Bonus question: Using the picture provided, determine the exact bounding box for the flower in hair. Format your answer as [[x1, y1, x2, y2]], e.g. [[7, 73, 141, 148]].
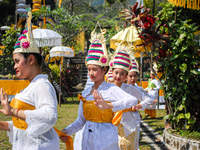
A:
[[110, 61, 113, 67], [22, 41, 30, 49]]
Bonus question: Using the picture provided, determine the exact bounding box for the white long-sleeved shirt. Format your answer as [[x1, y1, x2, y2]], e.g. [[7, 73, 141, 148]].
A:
[[65, 80, 138, 150], [120, 83, 154, 136], [7, 74, 59, 150], [145, 79, 160, 98], [144, 78, 160, 109]]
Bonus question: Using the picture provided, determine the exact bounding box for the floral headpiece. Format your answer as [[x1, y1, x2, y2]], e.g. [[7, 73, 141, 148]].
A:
[[109, 44, 132, 72], [13, 12, 39, 54], [85, 29, 109, 67], [129, 54, 139, 73], [106, 69, 113, 81]]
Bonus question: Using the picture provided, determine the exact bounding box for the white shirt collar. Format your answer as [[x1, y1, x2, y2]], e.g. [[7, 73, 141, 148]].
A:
[[83, 80, 107, 97], [30, 74, 48, 83]]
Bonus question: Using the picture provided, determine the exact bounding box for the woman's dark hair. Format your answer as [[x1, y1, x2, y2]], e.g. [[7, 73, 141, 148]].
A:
[[21, 53, 43, 67], [101, 66, 109, 75]]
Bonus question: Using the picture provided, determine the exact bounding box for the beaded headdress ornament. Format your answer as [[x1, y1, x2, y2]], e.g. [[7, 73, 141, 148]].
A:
[[129, 54, 139, 73], [85, 29, 109, 67], [13, 12, 39, 54], [109, 45, 132, 72]]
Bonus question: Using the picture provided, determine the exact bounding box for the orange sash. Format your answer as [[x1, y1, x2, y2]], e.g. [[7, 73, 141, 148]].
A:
[[78, 94, 136, 126], [10, 98, 73, 150], [78, 94, 114, 123], [112, 108, 137, 126]]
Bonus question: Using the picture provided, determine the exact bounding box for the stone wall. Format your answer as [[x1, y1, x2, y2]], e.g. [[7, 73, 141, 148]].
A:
[[163, 128, 200, 150]]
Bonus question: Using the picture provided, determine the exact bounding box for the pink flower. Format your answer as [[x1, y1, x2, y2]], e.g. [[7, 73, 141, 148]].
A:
[[22, 41, 30, 49], [110, 61, 113, 67], [100, 57, 107, 63]]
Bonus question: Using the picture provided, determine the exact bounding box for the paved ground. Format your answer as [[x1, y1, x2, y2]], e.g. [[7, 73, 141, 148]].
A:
[[140, 120, 173, 150]]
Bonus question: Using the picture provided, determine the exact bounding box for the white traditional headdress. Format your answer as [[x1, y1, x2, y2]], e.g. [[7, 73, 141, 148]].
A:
[[13, 12, 39, 54], [85, 29, 109, 67], [129, 53, 139, 73], [109, 44, 132, 72]]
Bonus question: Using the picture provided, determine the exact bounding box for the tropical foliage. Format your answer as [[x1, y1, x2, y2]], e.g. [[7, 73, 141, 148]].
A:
[[156, 3, 200, 131], [0, 27, 21, 55], [120, 2, 200, 132], [0, 0, 15, 27]]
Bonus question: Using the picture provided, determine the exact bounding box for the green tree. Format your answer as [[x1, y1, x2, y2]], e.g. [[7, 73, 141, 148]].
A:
[[143, 0, 167, 16], [60, 0, 97, 15], [0, 27, 21, 55], [50, 7, 95, 52], [156, 3, 200, 131], [0, 0, 16, 27]]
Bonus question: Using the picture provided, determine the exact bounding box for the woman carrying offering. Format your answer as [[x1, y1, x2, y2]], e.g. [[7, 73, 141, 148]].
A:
[[61, 30, 139, 150], [144, 68, 161, 119], [0, 12, 59, 150], [110, 45, 154, 150]]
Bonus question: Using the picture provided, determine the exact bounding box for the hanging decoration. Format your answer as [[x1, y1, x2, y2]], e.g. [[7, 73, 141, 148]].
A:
[[17, 0, 27, 14], [32, 0, 42, 13], [168, 0, 200, 10]]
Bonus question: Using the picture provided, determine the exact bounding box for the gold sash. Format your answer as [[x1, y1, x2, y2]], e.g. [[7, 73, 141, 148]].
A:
[[112, 108, 137, 126], [10, 98, 35, 130], [10, 98, 73, 150], [118, 124, 136, 150], [78, 94, 114, 123], [112, 101, 141, 126]]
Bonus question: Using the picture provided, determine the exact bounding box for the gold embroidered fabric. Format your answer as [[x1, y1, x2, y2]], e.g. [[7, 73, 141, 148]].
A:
[[112, 108, 137, 126], [118, 124, 136, 150], [10, 98, 36, 130], [78, 94, 114, 123], [10, 98, 73, 150]]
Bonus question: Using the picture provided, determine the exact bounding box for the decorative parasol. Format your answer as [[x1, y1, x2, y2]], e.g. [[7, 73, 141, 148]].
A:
[[49, 46, 74, 107], [0, 26, 10, 30], [32, 29, 62, 47], [110, 25, 151, 52], [50, 46, 74, 57]]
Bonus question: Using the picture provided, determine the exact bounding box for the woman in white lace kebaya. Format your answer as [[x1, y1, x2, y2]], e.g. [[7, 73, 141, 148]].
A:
[[127, 56, 155, 150], [144, 70, 161, 118], [0, 12, 59, 150], [60, 31, 140, 150], [109, 46, 154, 150]]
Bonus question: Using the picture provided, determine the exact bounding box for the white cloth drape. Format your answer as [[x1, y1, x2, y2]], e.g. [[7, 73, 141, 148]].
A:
[[7, 74, 59, 150]]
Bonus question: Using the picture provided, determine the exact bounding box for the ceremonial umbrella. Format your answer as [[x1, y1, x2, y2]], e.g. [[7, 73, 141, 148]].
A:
[[50, 46, 74, 107], [110, 25, 150, 52], [32, 29, 62, 48], [0, 26, 10, 30]]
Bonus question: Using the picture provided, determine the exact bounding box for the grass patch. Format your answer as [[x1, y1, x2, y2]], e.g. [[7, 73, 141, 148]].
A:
[[139, 145, 152, 150], [0, 109, 12, 149], [139, 141, 152, 150], [140, 109, 166, 134]]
